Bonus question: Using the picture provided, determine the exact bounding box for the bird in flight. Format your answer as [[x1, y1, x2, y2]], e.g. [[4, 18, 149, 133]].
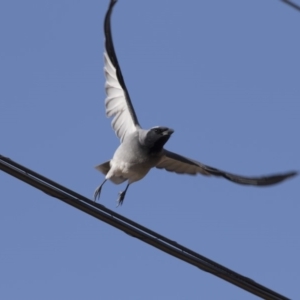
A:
[[94, 0, 297, 206]]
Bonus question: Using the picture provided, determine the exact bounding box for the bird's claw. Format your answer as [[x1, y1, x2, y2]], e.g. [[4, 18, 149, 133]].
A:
[[94, 186, 102, 202], [116, 191, 125, 207]]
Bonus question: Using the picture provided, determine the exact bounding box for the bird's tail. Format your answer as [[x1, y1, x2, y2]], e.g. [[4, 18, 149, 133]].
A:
[[95, 161, 111, 175]]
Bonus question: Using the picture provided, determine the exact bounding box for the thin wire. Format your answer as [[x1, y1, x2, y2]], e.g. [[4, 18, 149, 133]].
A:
[[281, 0, 300, 11], [0, 154, 290, 300]]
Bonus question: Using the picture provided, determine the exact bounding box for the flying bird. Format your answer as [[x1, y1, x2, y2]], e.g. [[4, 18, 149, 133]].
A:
[[94, 0, 297, 206]]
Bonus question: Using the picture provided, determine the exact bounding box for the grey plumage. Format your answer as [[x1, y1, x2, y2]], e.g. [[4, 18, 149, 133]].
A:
[[94, 0, 297, 206]]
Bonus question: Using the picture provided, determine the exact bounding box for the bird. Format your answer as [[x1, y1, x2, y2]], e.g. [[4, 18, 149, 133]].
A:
[[94, 0, 297, 206]]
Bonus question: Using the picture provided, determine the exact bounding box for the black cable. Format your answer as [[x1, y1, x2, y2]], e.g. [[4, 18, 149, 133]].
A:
[[0, 154, 290, 300]]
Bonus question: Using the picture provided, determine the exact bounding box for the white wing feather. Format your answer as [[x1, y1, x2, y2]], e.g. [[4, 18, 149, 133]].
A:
[[157, 153, 210, 175], [104, 52, 137, 142]]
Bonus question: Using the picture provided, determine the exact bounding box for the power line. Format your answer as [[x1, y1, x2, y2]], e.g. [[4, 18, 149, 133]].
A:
[[0, 154, 291, 300], [281, 0, 300, 11]]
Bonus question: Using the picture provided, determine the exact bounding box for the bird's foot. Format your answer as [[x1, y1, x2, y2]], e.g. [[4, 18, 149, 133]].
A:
[[94, 179, 107, 202], [116, 191, 125, 207], [94, 185, 102, 202]]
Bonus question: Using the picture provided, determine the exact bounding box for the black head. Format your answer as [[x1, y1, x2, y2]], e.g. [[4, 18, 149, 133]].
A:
[[140, 126, 174, 153]]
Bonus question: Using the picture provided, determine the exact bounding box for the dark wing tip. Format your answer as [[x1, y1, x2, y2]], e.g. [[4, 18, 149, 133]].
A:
[[201, 162, 298, 186], [257, 170, 297, 186], [109, 0, 117, 7], [225, 170, 298, 186], [278, 170, 298, 181]]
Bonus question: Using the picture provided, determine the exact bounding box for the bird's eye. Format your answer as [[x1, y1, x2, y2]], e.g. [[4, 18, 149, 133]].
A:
[[154, 129, 160, 134]]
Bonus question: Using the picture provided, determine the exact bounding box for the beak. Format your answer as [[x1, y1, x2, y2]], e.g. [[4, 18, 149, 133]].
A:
[[162, 128, 174, 136]]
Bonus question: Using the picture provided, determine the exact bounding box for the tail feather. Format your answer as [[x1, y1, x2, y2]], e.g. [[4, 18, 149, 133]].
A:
[[95, 161, 111, 175]]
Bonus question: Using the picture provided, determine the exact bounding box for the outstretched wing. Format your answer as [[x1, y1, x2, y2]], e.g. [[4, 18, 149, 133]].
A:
[[104, 0, 141, 142], [156, 150, 297, 186]]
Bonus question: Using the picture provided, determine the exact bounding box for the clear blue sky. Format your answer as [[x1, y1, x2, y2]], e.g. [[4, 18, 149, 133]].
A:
[[1, 0, 299, 299]]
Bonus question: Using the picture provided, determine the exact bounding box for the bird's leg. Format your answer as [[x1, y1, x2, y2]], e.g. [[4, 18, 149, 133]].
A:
[[117, 183, 130, 207], [94, 179, 107, 202]]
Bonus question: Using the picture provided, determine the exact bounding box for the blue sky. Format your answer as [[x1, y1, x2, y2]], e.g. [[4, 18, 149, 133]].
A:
[[0, 0, 299, 299]]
